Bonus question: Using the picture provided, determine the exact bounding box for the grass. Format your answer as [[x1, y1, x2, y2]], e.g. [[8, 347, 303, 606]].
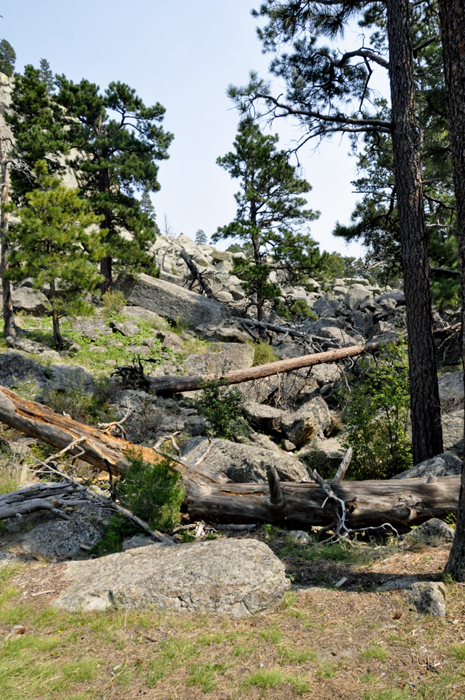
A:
[[0, 557, 464, 700]]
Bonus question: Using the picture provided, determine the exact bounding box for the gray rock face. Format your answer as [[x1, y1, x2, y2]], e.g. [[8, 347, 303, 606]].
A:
[[403, 519, 455, 546], [46, 364, 94, 393], [156, 330, 184, 352], [73, 319, 112, 341], [405, 582, 446, 618], [122, 305, 168, 328], [122, 535, 154, 551], [22, 511, 103, 559], [438, 371, 464, 409], [183, 436, 309, 483], [184, 343, 254, 376], [391, 452, 462, 479], [11, 287, 50, 315], [114, 272, 230, 328], [344, 284, 373, 311], [110, 320, 139, 337], [6, 336, 61, 361], [0, 352, 47, 397], [53, 539, 290, 616], [280, 396, 332, 447], [243, 402, 285, 434], [442, 410, 464, 455]]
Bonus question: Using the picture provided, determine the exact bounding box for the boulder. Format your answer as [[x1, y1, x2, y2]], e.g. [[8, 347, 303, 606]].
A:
[[344, 284, 373, 311], [73, 319, 112, 341], [243, 402, 285, 434], [53, 539, 290, 616], [122, 305, 168, 328], [403, 519, 455, 546], [182, 436, 309, 483], [11, 287, 50, 315], [280, 396, 332, 447], [405, 582, 446, 618], [438, 371, 464, 410], [312, 297, 341, 318], [156, 330, 185, 352], [114, 272, 230, 328], [391, 452, 462, 479], [21, 512, 103, 559], [6, 336, 61, 361], [184, 343, 254, 376], [109, 320, 139, 337], [46, 364, 94, 393], [441, 410, 464, 455], [0, 352, 47, 398]]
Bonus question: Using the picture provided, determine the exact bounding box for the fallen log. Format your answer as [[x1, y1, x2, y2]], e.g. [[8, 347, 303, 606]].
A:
[[0, 387, 226, 483], [0, 481, 88, 521], [185, 474, 460, 530], [149, 341, 382, 395]]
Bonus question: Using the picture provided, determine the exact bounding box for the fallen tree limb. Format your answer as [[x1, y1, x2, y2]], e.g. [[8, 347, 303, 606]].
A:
[[184, 475, 460, 530], [0, 481, 87, 521], [149, 341, 382, 395], [0, 386, 224, 482]]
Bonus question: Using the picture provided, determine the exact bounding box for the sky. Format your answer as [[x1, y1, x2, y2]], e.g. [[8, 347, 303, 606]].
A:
[[2, 1, 389, 257]]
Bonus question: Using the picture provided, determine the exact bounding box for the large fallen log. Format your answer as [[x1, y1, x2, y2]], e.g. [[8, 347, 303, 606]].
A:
[[149, 341, 382, 395], [0, 386, 225, 483], [185, 474, 460, 530]]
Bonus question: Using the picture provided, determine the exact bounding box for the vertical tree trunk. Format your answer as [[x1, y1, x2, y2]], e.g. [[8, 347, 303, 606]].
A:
[[0, 148, 15, 339], [100, 255, 112, 294], [51, 307, 63, 351], [385, 0, 443, 465], [437, 0, 465, 580]]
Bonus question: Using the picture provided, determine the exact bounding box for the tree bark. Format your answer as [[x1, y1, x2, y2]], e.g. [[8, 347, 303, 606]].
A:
[[386, 0, 443, 465], [185, 476, 459, 530], [149, 341, 383, 395], [437, 0, 465, 580], [100, 255, 112, 294], [0, 147, 15, 339]]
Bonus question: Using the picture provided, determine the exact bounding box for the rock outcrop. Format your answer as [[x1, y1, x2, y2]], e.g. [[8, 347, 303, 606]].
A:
[[53, 539, 290, 616]]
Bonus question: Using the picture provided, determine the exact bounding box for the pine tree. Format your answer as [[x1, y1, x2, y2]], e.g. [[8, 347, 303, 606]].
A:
[[39, 58, 55, 93], [235, 0, 443, 465], [5, 162, 106, 350], [214, 117, 321, 324], [55, 77, 173, 290], [195, 229, 208, 245], [0, 40, 15, 77]]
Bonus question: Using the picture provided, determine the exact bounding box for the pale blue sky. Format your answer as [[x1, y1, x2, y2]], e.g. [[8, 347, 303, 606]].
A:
[[2, 1, 384, 257]]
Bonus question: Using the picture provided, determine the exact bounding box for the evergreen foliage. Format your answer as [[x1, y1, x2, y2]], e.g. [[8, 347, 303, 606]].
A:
[[196, 378, 249, 440], [38, 58, 54, 93], [342, 344, 412, 480], [6, 65, 69, 203], [5, 162, 106, 350], [214, 117, 326, 322], [195, 229, 208, 245], [55, 77, 173, 287], [0, 39, 16, 77]]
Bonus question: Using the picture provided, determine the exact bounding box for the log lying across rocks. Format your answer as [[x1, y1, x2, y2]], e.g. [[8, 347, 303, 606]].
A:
[[0, 481, 88, 521], [185, 474, 460, 530], [149, 341, 382, 395], [0, 386, 460, 530]]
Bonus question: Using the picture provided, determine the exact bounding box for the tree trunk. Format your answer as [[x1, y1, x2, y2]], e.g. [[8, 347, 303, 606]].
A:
[[52, 307, 63, 351], [185, 476, 459, 531], [0, 152, 15, 339], [149, 341, 383, 395], [100, 255, 112, 294], [386, 0, 443, 465], [437, 0, 465, 581]]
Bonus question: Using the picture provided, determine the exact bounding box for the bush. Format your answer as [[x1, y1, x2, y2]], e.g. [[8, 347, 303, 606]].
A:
[[342, 343, 412, 479], [101, 290, 127, 316], [196, 378, 249, 440], [44, 377, 113, 424], [252, 341, 279, 366]]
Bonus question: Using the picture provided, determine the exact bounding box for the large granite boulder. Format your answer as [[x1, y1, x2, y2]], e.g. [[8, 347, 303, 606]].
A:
[[11, 287, 50, 315], [114, 272, 230, 328], [53, 539, 290, 616], [183, 436, 309, 483], [280, 396, 332, 447], [391, 452, 462, 479], [344, 284, 373, 311], [406, 582, 446, 618], [441, 411, 464, 455], [184, 343, 254, 375], [438, 371, 464, 410], [0, 351, 47, 398]]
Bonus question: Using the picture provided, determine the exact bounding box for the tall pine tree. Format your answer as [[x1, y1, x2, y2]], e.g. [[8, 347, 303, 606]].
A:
[[56, 77, 173, 290], [214, 117, 321, 324]]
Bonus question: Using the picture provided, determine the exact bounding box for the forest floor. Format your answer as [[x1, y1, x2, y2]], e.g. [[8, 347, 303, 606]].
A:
[[1, 533, 464, 700]]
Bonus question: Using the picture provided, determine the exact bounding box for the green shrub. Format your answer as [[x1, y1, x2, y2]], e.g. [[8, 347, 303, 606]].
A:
[[101, 290, 127, 316], [44, 377, 113, 424], [94, 453, 185, 555], [252, 340, 279, 366], [342, 343, 412, 479], [196, 378, 249, 440], [290, 300, 317, 319]]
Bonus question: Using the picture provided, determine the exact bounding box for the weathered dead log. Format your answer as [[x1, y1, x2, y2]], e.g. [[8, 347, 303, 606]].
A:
[[0, 481, 87, 521], [0, 387, 224, 483], [185, 476, 460, 530], [149, 341, 382, 395]]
